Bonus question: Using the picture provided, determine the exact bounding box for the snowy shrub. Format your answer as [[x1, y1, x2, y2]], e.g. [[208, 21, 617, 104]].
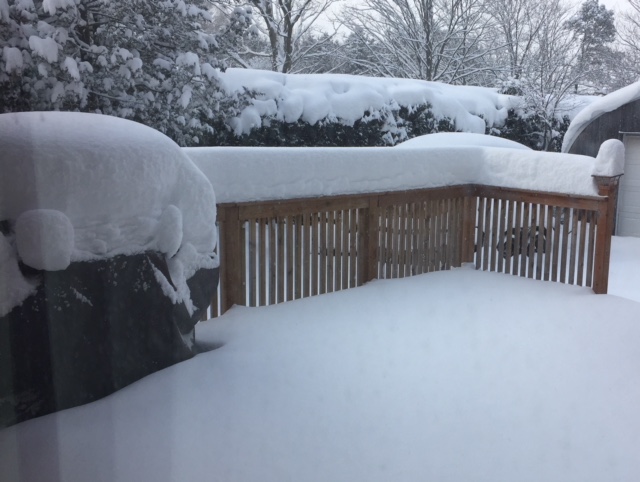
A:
[[0, 0, 251, 146], [203, 101, 567, 150], [494, 109, 571, 152], [204, 102, 457, 147]]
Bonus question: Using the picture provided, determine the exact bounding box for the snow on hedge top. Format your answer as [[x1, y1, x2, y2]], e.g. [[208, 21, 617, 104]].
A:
[[562, 81, 640, 153], [185, 144, 601, 204], [219, 68, 515, 135], [0, 112, 217, 264], [395, 132, 531, 150]]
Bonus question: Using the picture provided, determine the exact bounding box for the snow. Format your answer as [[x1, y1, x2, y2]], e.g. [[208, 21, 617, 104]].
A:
[[0, 111, 218, 314], [15, 209, 74, 271], [220, 69, 597, 140], [71, 287, 92, 307], [28, 36, 59, 63], [185, 145, 602, 204], [2, 47, 23, 73], [179, 84, 192, 108], [395, 132, 531, 150], [562, 80, 640, 153], [63, 56, 79, 80], [609, 236, 640, 303], [201, 62, 218, 80], [153, 58, 172, 70], [156, 205, 183, 258], [593, 139, 625, 177], [176, 51, 200, 75], [2, 237, 640, 481], [0, 235, 36, 318], [127, 57, 143, 72], [0, 0, 8, 22], [220, 68, 515, 135], [42, 0, 75, 15]]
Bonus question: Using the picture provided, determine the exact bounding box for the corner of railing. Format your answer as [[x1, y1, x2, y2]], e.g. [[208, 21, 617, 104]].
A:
[[591, 174, 622, 294], [217, 204, 244, 313]]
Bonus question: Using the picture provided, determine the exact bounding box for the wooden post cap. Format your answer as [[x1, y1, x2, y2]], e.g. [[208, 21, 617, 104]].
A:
[[592, 174, 622, 196]]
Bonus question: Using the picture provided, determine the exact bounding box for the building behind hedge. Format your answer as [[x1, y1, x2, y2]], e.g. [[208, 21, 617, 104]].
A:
[[562, 82, 640, 237]]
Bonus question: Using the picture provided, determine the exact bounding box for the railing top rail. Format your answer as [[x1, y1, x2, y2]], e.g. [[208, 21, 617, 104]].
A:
[[217, 184, 608, 221]]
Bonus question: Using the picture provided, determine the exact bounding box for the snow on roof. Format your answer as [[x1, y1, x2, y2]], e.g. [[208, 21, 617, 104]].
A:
[[562, 81, 640, 153], [184, 146, 601, 205], [0, 112, 217, 315], [395, 132, 531, 150], [219, 69, 516, 135]]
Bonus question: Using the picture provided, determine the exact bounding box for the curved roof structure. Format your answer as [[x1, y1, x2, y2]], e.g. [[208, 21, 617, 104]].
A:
[[562, 81, 640, 155]]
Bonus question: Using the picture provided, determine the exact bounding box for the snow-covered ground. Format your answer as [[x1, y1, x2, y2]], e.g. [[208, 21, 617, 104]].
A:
[[1, 235, 639, 482]]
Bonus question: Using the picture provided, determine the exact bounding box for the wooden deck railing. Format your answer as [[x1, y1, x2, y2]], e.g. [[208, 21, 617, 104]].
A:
[[208, 177, 619, 318]]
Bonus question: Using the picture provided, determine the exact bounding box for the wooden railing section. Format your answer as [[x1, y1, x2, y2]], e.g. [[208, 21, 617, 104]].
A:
[[208, 178, 619, 318]]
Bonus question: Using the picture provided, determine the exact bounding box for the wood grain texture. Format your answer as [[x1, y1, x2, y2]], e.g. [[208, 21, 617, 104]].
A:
[[214, 180, 616, 314]]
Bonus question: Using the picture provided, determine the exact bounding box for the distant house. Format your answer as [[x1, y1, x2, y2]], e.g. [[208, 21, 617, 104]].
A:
[[562, 82, 640, 237]]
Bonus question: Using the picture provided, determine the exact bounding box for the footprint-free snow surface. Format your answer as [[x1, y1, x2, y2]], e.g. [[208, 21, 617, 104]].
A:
[[1, 239, 640, 482]]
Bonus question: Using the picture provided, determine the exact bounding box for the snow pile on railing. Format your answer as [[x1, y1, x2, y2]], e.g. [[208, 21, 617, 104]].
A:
[[593, 139, 625, 177], [185, 134, 609, 204]]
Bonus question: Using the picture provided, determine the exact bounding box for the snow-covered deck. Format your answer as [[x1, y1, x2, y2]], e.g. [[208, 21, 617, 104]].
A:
[[2, 236, 640, 481]]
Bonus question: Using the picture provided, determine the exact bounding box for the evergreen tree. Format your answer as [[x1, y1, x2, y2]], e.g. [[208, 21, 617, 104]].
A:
[[565, 0, 616, 93], [566, 0, 615, 59], [0, 0, 251, 145]]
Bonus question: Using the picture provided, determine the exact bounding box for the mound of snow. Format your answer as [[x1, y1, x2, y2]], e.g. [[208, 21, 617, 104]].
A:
[[593, 139, 625, 177], [562, 81, 640, 153], [395, 132, 531, 150], [15, 209, 74, 271], [0, 111, 218, 313], [0, 235, 37, 318]]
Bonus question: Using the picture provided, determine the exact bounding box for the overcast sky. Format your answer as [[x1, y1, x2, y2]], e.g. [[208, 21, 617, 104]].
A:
[[599, 0, 632, 11]]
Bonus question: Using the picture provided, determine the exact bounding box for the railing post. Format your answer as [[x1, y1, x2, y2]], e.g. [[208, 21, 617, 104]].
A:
[[592, 175, 621, 294], [461, 193, 477, 264], [364, 196, 379, 282], [220, 205, 245, 313]]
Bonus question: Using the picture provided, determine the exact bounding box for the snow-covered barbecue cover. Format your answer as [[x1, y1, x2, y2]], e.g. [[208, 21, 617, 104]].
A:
[[0, 112, 218, 317]]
